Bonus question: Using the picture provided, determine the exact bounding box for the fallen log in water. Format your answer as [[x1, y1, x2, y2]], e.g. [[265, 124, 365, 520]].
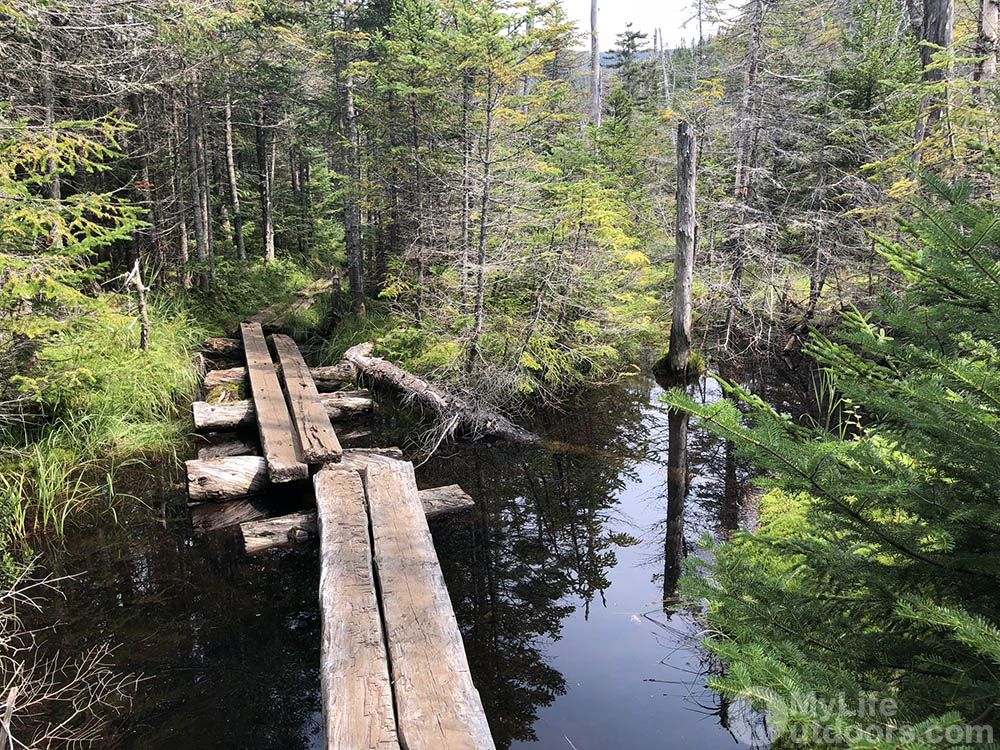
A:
[[203, 360, 356, 392], [186, 448, 403, 502], [240, 485, 473, 553], [193, 390, 374, 431], [343, 342, 538, 442]]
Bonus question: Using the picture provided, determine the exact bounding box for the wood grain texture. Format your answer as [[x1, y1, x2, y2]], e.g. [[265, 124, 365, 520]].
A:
[[184, 449, 403, 502], [196, 436, 258, 459], [186, 456, 269, 501], [343, 342, 536, 442], [273, 334, 343, 463], [242, 510, 317, 553], [193, 391, 373, 432], [204, 366, 247, 388], [203, 361, 355, 392], [193, 400, 254, 431], [364, 461, 496, 750], [190, 497, 269, 532], [240, 322, 308, 482], [316, 467, 400, 750], [238, 484, 474, 552]]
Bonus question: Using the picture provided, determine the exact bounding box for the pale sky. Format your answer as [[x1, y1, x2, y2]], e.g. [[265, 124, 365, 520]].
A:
[[561, 0, 716, 50]]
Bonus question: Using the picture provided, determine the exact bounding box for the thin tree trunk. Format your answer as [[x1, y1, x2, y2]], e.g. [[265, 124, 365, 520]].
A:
[[131, 258, 150, 351], [171, 99, 192, 289], [467, 74, 495, 374], [199, 120, 215, 284], [344, 60, 365, 317], [590, 0, 601, 125], [256, 104, 275, 263], [186, 80, 209, 290], [977, 0, 999, 92], [668, 121, 696, 377], [658, 28, 670, 107], [915, 0, 955, 143], [725, 0, 764, 351], [461, 71, 472, 308], [41, 29, 60, 202], [224, 93, 246, 260]]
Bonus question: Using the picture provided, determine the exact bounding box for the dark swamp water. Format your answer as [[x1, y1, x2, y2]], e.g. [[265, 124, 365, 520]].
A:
[[29, 360, 813, 749]]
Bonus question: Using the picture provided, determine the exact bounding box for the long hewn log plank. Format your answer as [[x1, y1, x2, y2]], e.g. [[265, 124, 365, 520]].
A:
[[238, 485, 475, 551], [193, 391, 374, 431], [344, 342, 538, 442], [364, 460, 496, 750], [273, 334, 342, 463], [241, 322, 308, 481], [186, 448, 404, 502], [203, 361, 355, 391], [315, 467, 400, 750]]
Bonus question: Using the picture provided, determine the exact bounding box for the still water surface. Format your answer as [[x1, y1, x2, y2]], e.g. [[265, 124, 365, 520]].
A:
[[32, 364, 808, 749]]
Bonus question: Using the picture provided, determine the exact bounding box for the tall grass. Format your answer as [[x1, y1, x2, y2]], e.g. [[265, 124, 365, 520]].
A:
[[0, 294, 207, 565]]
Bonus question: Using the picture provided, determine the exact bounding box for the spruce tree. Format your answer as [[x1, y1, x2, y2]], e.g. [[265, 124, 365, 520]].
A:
[[666, 166, 1000, 747]]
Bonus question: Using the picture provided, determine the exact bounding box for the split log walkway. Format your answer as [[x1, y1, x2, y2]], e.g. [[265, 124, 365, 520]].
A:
[[186, 325, 495, 750]]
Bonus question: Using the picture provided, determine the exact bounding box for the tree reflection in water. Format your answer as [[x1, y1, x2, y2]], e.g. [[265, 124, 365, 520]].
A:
[[18, 359, 810, 750]]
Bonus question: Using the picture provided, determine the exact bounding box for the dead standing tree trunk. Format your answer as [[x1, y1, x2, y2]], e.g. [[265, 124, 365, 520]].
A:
[[186, 78, 209, 290], [224, 92, 246, 261], [590, 0, 602, 125], [915, 0, 955, 144], [668, 120, 696, 378]]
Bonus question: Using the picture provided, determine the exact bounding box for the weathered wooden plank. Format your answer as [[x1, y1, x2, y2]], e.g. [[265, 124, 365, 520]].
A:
[[185, 448, 404, 502], [242, 510, 317, 553], [190, 497, 269, 532], [364, 461, 496, 750], [202, 361, 355, 392], [240, 321, 308, 482], [239, 484, 474, 552], [193, 391, 373, 432], [186, 456, 270, 502], [196, 435, 258, 459], [273, 334, 342, 463], [316, 467, 399, 750]]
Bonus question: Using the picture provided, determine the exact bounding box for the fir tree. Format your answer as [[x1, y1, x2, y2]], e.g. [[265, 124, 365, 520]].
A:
[[666, 165, 1000, 747]]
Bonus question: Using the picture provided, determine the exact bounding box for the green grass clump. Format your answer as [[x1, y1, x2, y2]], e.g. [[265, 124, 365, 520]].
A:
[[0, 294, 206, 564]]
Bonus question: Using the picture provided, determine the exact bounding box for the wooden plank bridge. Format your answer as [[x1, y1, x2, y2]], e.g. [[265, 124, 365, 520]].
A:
[[185, 322, 495, 750]]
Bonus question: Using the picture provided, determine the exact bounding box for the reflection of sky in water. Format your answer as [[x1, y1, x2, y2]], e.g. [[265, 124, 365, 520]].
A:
[[24, 362, 805, 750], [505, 374, 749, 750]]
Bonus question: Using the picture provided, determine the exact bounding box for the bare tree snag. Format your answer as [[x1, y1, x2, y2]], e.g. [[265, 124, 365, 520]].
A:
[[667, 121, 696, 377]]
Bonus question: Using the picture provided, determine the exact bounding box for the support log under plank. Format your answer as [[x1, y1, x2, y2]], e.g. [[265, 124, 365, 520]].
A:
[[241, 321, 308, 481], [273, 334, 342, 463], [239, 485, 474, 552], [193, 391, 373, 431], [186, 448, 404, 502], [364, 460, 496, 750], [203, 361, 355, 391]]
